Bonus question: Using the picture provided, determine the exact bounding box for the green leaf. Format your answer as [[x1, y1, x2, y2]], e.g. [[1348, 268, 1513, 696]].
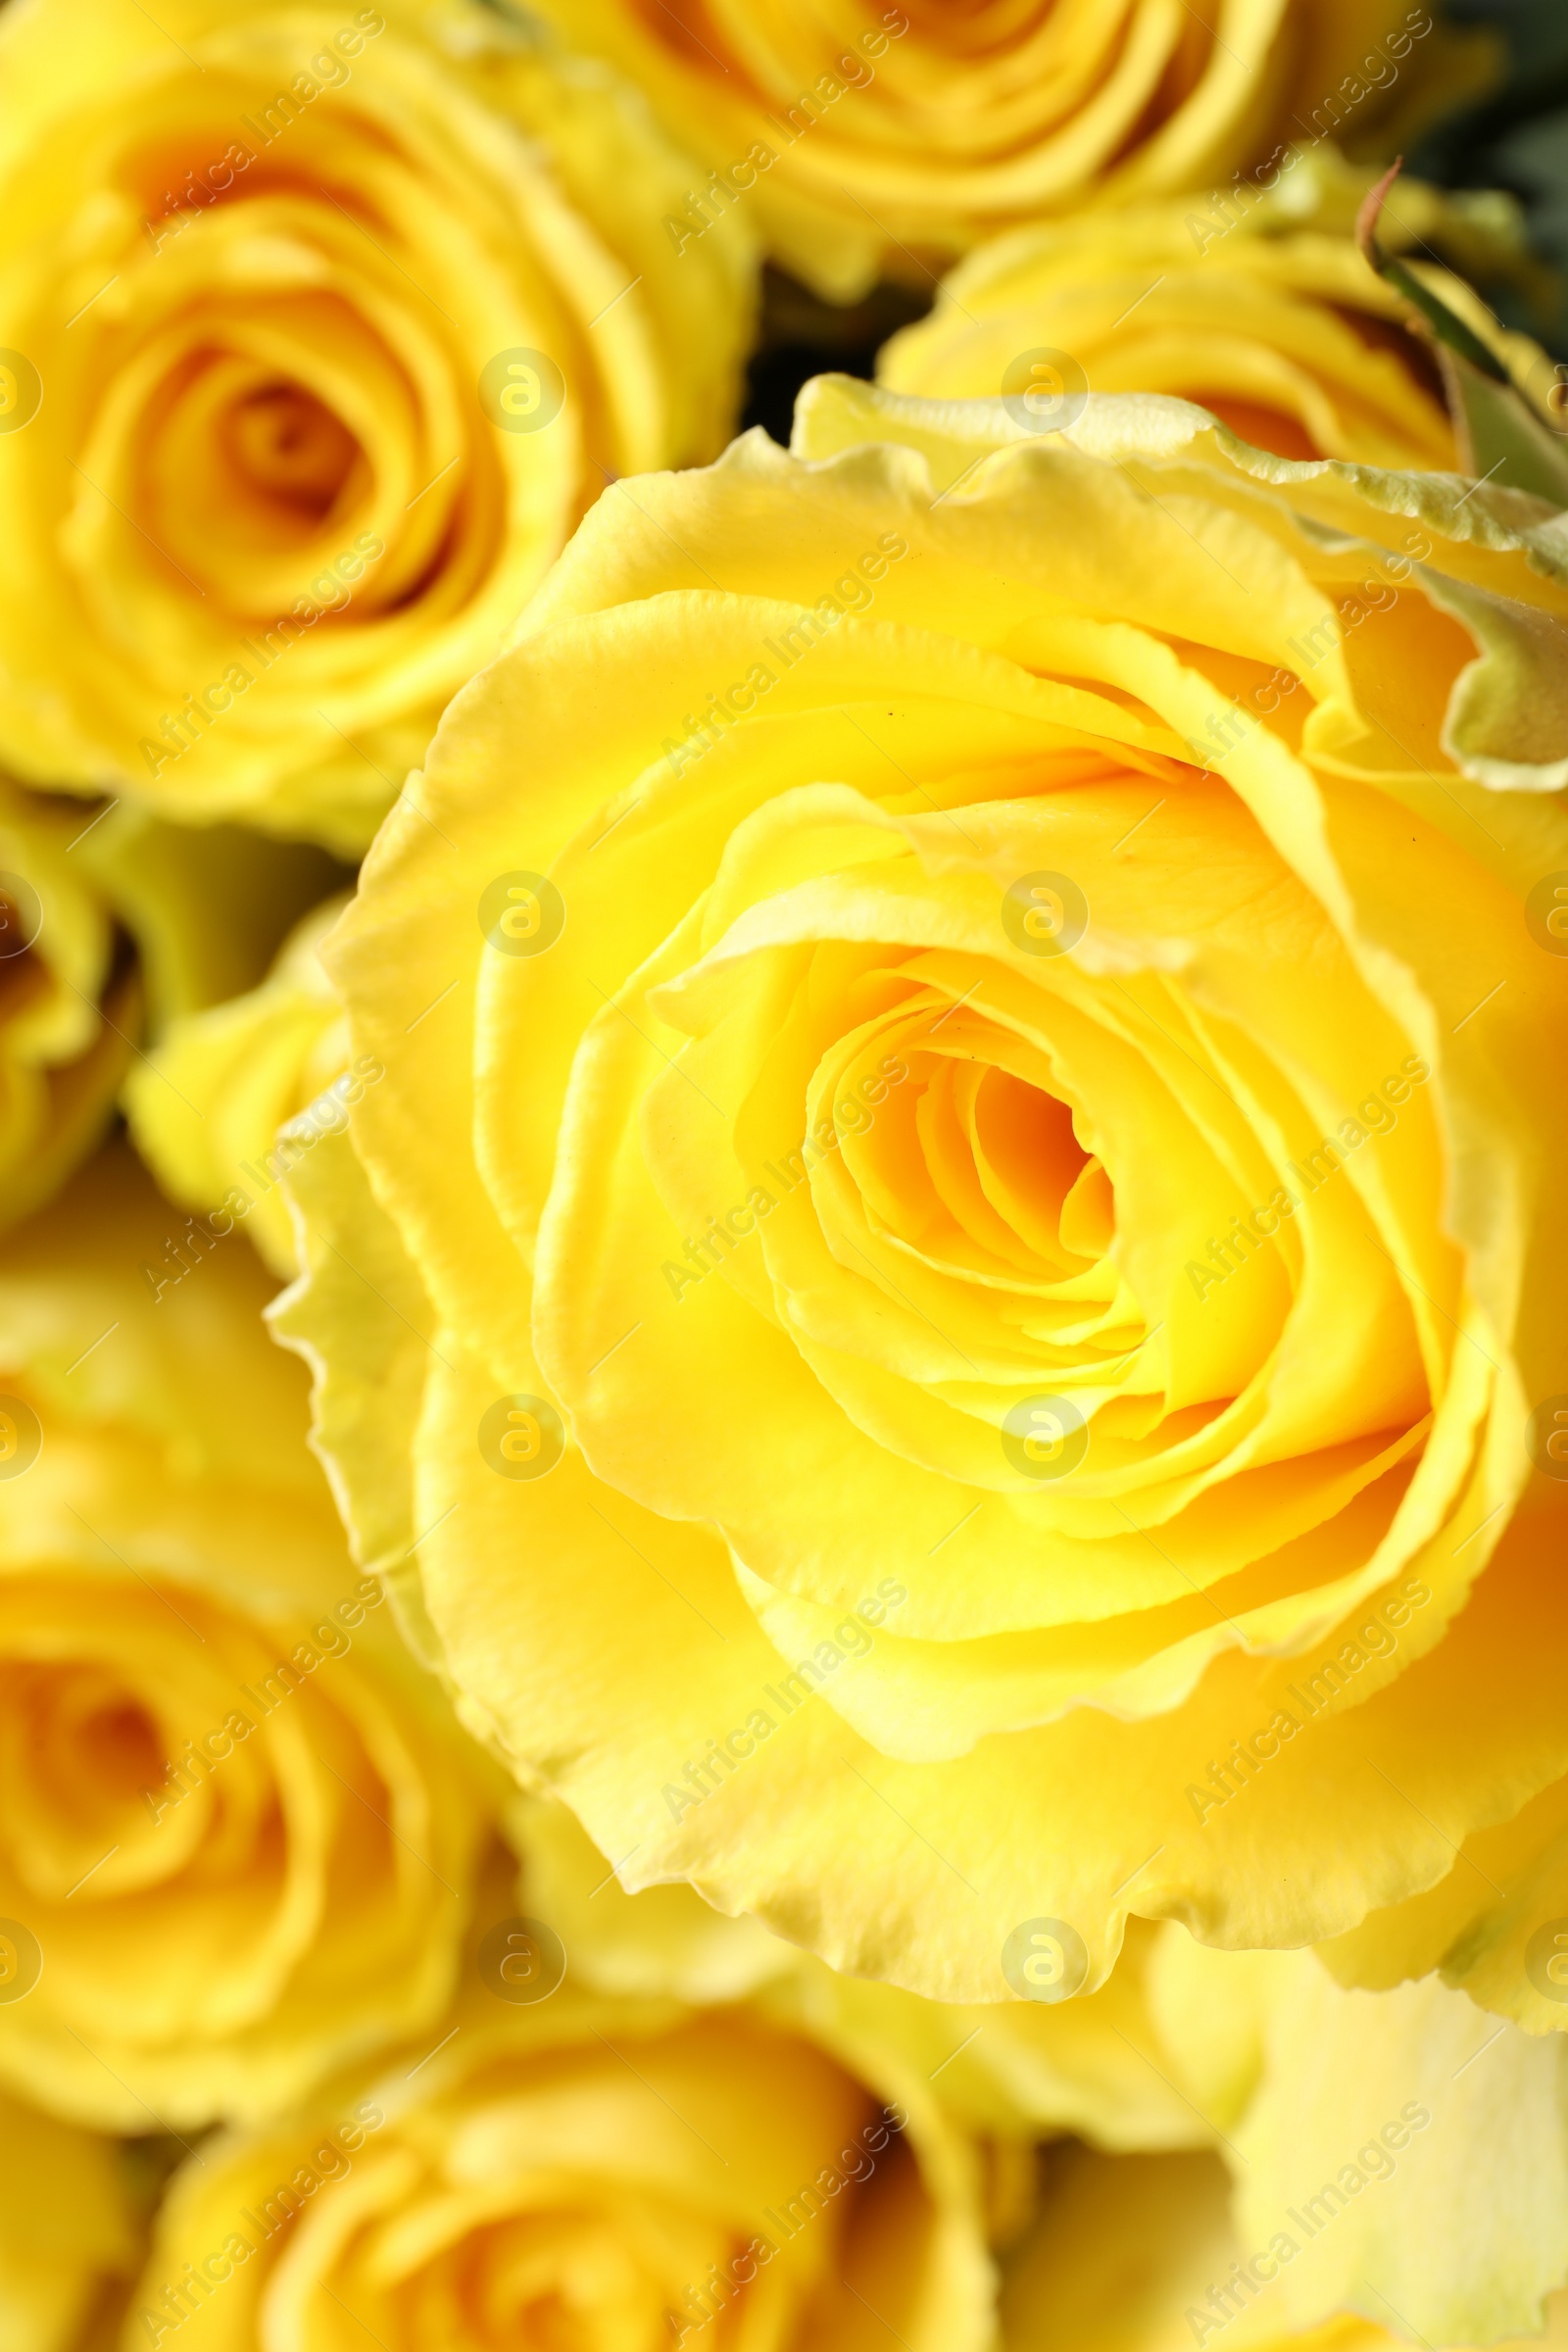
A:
[[1438, 343, 1568, 505], [1358, 158, 1568, 504]]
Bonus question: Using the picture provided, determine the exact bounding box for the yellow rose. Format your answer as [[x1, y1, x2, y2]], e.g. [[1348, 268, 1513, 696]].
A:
[[126, 894, 363, 1279], [0, 785, 333, 1239], [0, 2085, 138, 2352], [121, 1972, 995, 2352], [0, 1141, 491, 2130], [518, 0, 1485, 301], [277, 378, 1568, 2019], [880, 151, 1562, 469], [0, 0, 756, 854]]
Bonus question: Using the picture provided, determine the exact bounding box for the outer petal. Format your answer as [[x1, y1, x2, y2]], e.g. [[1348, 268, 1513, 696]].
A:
[[510, 1791, 1218, 2151], [999, 2135, 1568, 2351], [1223, 1955, 1568, 2347], [128, 893, 357, 1278], [0, 2086, 137, 2352]]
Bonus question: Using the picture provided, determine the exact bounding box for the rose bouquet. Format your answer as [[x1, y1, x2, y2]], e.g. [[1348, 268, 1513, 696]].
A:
[[0, 2, 1562, 2348]]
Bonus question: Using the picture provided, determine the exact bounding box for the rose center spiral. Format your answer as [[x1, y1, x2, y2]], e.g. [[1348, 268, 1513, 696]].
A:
[[224, 381, 362, 517]]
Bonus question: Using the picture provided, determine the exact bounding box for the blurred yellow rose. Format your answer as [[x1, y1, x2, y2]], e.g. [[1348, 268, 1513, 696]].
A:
[[1004, 1931, 1568, 2349], [0, 784, 333, 1239], [0, 2085, 138, 2352], [278, 377, 1568, 2026], [1000, 2142, 1568, 2352], [519, 0, 1485, 301], [0, 0, 756, 853], [1207, 1959, 1568, 2347], [880, 152, 1562, 469], [122, 1969, 995, 2352], [0, 1141, 492, 2130], [126, 893, 359, 1279]]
